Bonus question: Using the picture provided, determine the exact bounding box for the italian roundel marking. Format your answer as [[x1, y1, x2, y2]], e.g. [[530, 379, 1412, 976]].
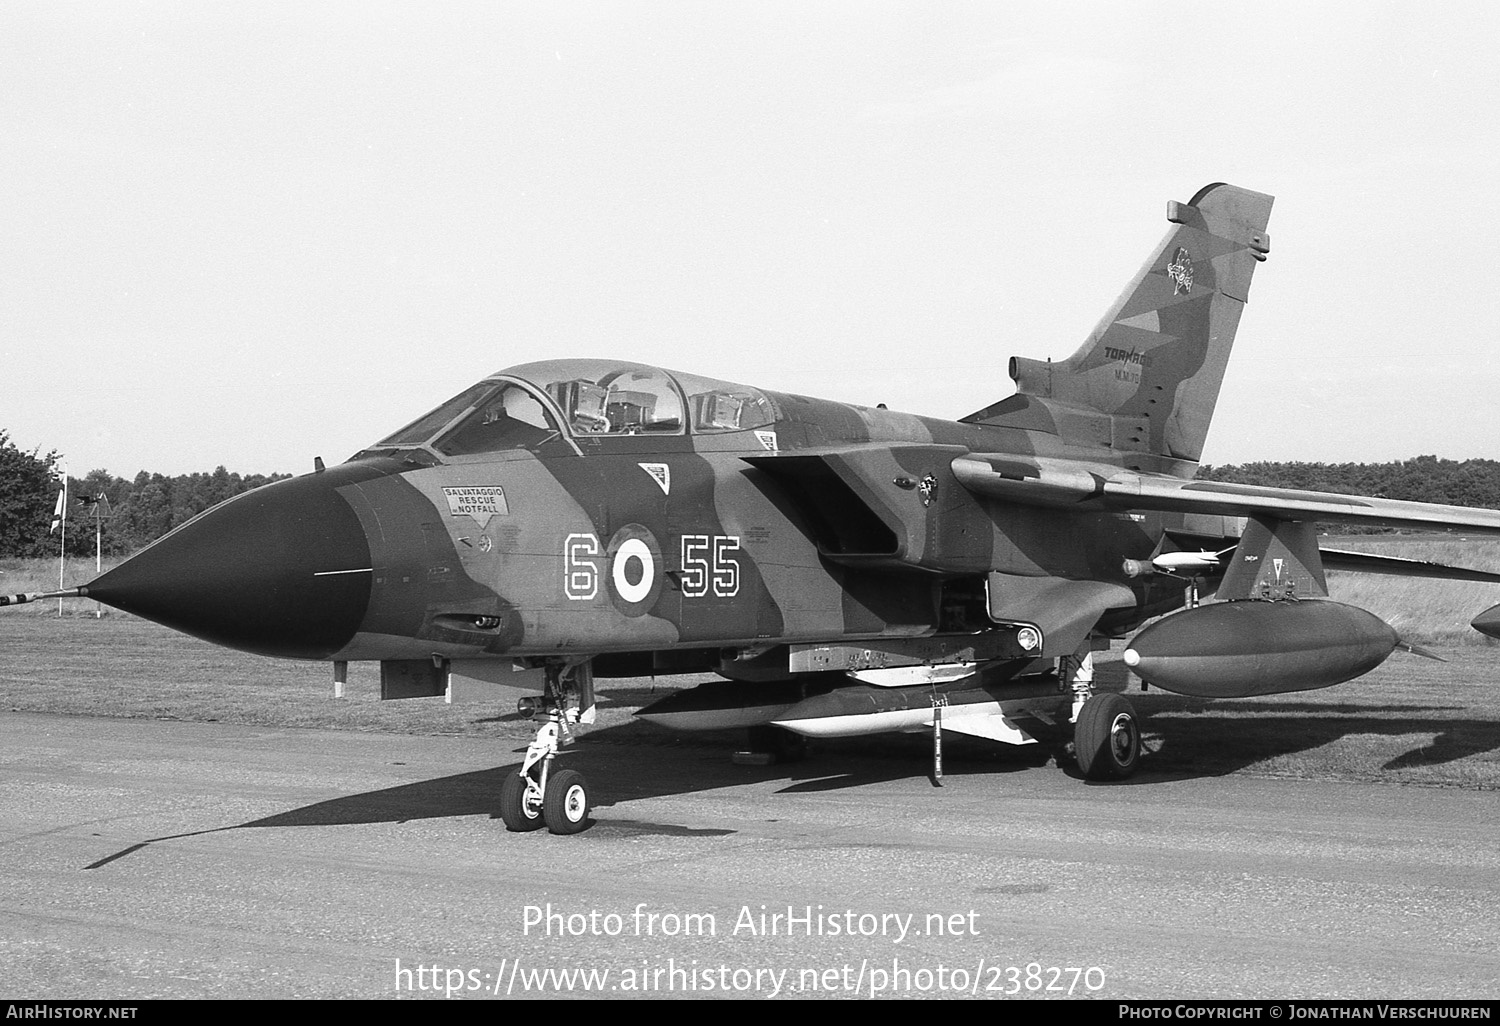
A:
[[606, 524, 664, 617]]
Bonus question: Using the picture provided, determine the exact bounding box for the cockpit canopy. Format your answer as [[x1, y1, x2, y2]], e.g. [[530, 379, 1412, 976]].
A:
[[539, 362, 684, 436], [371, 359, 777, 457]]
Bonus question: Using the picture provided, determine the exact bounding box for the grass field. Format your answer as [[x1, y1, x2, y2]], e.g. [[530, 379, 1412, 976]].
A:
[[0, 556, 124, 617], [1320, 535, 1500, 645], [3, 614, 1497, 790]]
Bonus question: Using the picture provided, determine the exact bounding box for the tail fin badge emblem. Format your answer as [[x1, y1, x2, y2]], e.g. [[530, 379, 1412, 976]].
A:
[[1166, 248, 1194, 295]]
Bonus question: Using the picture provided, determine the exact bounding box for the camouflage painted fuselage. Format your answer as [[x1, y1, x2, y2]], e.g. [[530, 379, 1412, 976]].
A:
[[82, 183, 1277, 675]]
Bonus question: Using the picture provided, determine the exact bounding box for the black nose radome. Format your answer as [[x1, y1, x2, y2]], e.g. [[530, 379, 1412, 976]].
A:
[[86, 471, 373, 659]]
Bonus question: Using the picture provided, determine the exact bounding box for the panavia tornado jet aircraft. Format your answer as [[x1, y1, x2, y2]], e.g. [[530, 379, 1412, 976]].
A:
[[12, 183, 1500, 835]]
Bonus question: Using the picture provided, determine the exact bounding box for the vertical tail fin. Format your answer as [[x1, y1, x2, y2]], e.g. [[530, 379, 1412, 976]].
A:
[[1000, 183, 1273, 463]]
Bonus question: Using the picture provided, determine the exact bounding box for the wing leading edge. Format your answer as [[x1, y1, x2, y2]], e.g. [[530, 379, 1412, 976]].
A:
[[951, 455, 1500, 536]]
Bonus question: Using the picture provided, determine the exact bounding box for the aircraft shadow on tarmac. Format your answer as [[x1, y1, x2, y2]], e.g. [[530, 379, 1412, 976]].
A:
[[1140, 696, 1497, 778], [83, 679, 1498, 870], [81, 724, 1052, 869]]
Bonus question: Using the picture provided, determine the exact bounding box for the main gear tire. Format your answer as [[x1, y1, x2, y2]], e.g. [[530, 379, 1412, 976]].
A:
[[543, 768, 591, 834], [1074, 693, 1141, 781]]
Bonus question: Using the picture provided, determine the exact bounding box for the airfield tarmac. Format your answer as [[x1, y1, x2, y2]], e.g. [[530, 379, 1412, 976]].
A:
[[2, 710, 1497, 1000]]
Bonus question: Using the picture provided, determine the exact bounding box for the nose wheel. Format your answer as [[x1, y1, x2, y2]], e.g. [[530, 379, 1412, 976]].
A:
[[499, 760, 545, 831], [542, 768, 590, 834], [499, 661, 594, 835]]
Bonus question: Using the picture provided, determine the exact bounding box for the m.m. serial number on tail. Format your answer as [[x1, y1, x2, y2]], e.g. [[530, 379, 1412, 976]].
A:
[[1105, 346, 1153, 384]]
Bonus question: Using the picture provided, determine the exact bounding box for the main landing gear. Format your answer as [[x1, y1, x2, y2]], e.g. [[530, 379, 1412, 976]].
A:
[[500, 660, 595, 835], [1063, 649, 1142, 781]]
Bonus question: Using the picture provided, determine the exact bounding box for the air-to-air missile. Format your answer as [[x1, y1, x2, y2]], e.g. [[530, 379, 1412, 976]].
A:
[[14, 182, 1500, 836]]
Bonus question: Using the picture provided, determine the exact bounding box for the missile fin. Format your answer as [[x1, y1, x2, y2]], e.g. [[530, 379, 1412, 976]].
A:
[[933, 706, 1037, 745], [1394, 638, 1445, 662]]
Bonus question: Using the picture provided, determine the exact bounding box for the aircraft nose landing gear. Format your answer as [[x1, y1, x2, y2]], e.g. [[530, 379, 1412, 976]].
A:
[[499, 661, 594, 835]]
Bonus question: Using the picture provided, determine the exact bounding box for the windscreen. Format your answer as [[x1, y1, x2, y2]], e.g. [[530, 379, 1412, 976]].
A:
[[434, 384, 562, 455], [377, 382, 496, 447]]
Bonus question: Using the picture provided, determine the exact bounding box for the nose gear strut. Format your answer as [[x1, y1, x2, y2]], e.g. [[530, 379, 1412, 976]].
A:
[[499, 659, 595, 834]]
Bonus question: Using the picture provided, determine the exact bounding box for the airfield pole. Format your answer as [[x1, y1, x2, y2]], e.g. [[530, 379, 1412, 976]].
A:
[[56, 468, 67, 618], [93, 495, 103, 618]]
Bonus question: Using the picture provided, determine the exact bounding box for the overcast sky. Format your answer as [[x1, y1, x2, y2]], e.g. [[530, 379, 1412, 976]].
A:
[[5, 2, 1498, 477]]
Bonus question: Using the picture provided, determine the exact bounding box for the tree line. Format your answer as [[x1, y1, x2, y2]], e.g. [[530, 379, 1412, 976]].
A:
[[0, 430, 289, 558], [5, 427, 1500, 558], [1199, 455, 1500, 511]]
